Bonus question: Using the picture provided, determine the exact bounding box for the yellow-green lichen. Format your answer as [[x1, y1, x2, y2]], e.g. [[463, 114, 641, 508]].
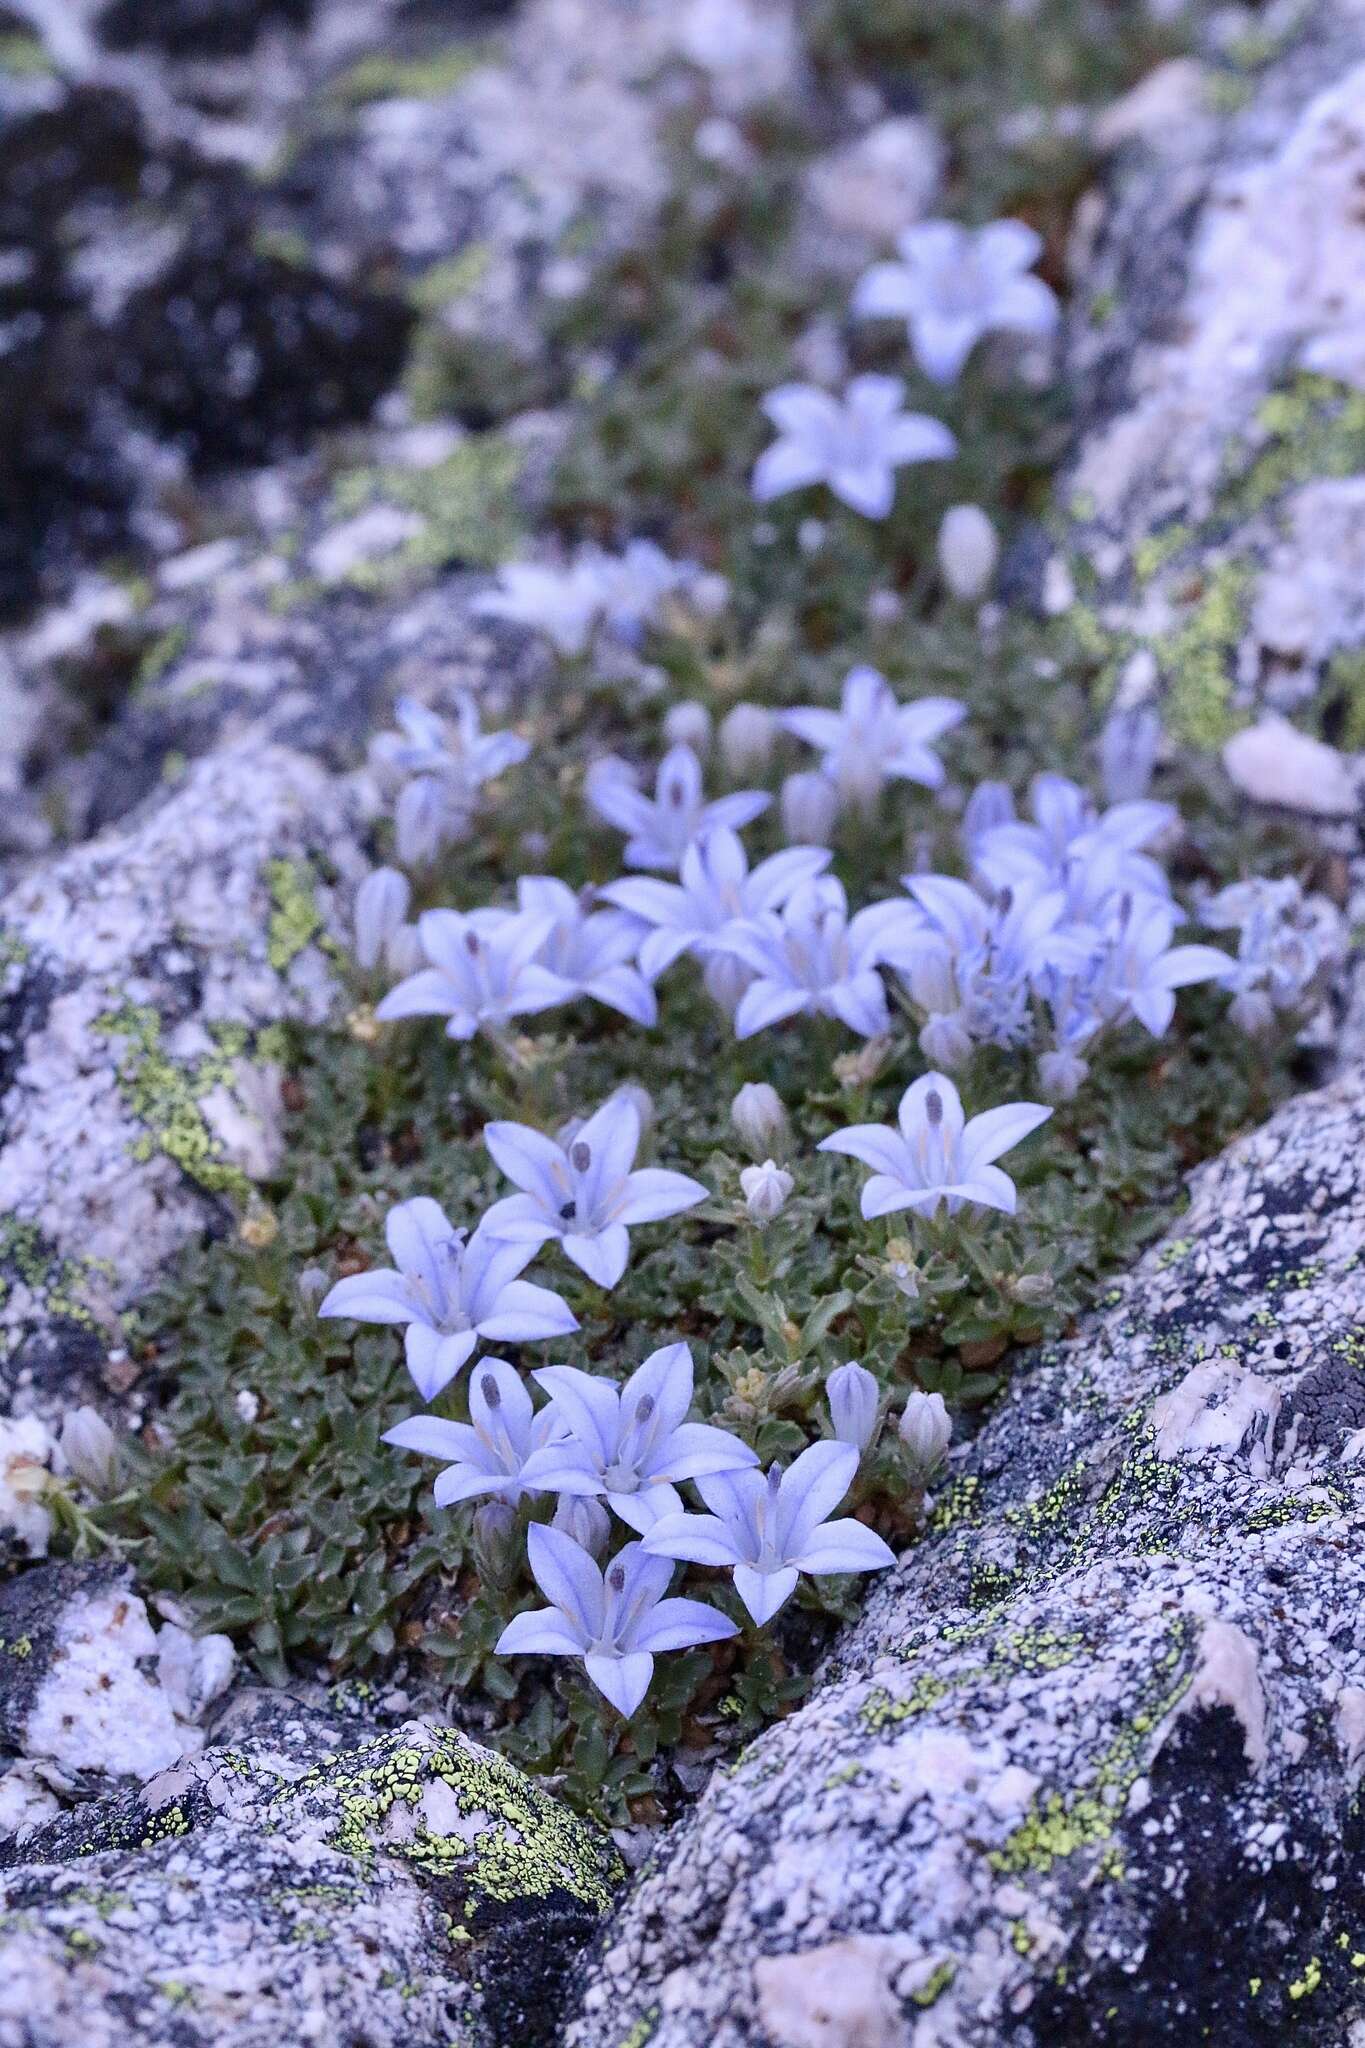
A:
[[409, 245, 493, 315], [1154, 560, 1252, 750], [910, 1960, 956, 2008], [1288, 1955, 1322, 2001], [1133, 523, 1193, 587], [989, 1627, 1191, 1877], [274, 1729, 623, 1916], [266, 860, 324, 973], [330, 438, 526, 584], [0, 1216, 115, 1329], [1222, 375, 1365, 517], [0, 32, 52, 75], [95, 1005, 252, 1199], [332, 43, 486, 106], [860, 1674, 954, 1733]]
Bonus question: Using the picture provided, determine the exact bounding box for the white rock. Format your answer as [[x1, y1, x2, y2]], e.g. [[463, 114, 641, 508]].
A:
[[309, 506, 425, 584], [22, 1585, 235, 1781], [1151, 1361, 1281, 1474], [1222, 715, 1356, 818], [0, 1415, 56, 1557]]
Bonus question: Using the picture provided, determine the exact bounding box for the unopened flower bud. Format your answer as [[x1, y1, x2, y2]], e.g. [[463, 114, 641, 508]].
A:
[[740, 1159, 794, 1222], [826, 1361, 879, 1453], [394, 776, 448, 866], [354, 867, 411, 971], [1038, 1048, 1089, 1101], [961, 778, 1016, 847], [703, 950, 752, 1018], [387, 922, 425, 977], [472, 1500, 520, 1590], [606, 1082, 656, 1136], [1099, 705, 1161, 805], [298, 1265, 330, 1306], [731, 1082, 789, 1160], [718, 701, 776, 777], [898, 1390, 952, 1479], [664, 700, 713, 754], [1229, 990, 1276, 1037], [552, 1495, 611, 1558], [780, 770, 839, 845], [920, 1012, 974, 1070], [584, 753, 638, 814], [938, 504, 999, 601], [58, 1407, 119, 1497], [1011, 1272, 1054, 1307]]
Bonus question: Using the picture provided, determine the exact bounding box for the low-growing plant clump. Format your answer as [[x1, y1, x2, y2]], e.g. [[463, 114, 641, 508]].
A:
[[45, 0, 1345, 1829]]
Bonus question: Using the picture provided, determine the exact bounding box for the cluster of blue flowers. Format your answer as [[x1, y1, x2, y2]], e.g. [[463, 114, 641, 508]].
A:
[[322, 205, 1343, 1721]]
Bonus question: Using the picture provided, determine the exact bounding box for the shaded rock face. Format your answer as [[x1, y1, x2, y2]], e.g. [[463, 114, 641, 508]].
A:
[[0, 88, 147, 617], [0, 1701, 621, 2048], [0, 78, 411, 618], [566, 1067, 1365, 2048], [98, 0, 316, 56], [110, 200, 414, 470]]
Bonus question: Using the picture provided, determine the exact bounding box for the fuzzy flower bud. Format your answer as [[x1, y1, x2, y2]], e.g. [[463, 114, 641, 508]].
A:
[[780, 769, 839, 844], [703, 950, 753, 1019], [58, 1406, 119, 1497], [961, 778, 1016, 848], [664, 700, 713, 754], [1038, 1048, 1090, 1102], [552, 1495, 612, 1558], [920, 1012, 974, 1070], [472, 1500, 520, 1591], [731, 1082, 789, 1160], [605, 1082, 656, 1136], [354, 867, 412, 971], [898, 1391, 952, 1480], [394, 777, 448, 867], [718, 701, 776, 778], [826, 1361, 880, 1452], [937, 504, 999, 601], [740, 1159, 794, 1222], [1099, 705, 1161, 806]]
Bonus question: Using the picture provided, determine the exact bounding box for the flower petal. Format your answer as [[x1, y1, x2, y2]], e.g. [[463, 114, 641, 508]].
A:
[[960, 1101, 1052, 1172], [563, 1225, 631, 1290], [497, 1607, 586, 1658], [485, 1121, 570, 1210], [733, 1563, 799, 1625], [317, 1269, 414, 1325], [584, 1649, 654, 1718], [478, 1279, 579, 1342], [526, 1522, 604, 1637], [648, 1421, 759, 1485], [382, 1416, 478, 1459], [643, 1512, 742, 1568], [612, 1168, 708, 1228], [777, 1440, 859, 1553], [631, 1597, 739, 1653], [533, 1365, 619, 1464], [790, 1517, 897, 1576], [405, 1325, 474, 1401]]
